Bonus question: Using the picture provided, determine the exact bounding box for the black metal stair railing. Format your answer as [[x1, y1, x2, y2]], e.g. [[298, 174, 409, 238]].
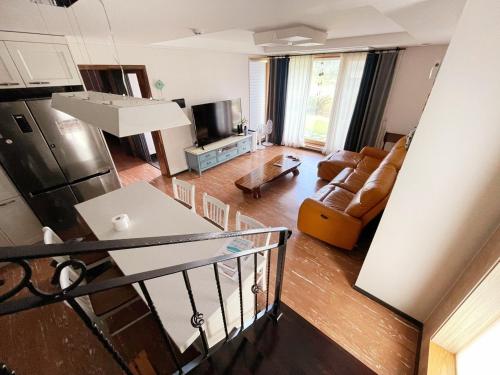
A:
[[0, 227, 290, 375]]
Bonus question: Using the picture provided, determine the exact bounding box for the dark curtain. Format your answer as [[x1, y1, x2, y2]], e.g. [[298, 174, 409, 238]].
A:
[[344, 50, 399, 152], [266, 57, 290, 145]]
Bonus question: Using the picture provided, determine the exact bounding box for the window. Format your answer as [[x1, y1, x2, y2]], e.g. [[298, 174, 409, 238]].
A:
[[455, 319, 500, 374], [249, 59, 268, 131], [304, 56, 341, 146]]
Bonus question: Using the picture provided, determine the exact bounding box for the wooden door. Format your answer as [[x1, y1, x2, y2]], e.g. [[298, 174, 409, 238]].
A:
[[79, 65, 171, 176]]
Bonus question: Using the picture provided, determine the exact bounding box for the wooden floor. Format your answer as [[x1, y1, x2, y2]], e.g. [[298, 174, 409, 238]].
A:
[[0, 145, 420, 375], [113, 145, 420, 374]]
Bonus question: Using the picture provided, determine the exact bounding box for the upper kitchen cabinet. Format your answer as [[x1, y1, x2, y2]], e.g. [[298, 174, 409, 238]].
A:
[[5, 41, 81, 87], [0, 166, 18, 202], [0, 41, 25, 89]]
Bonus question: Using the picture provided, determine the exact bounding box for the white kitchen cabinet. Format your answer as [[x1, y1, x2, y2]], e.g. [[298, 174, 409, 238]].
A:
[[0, 41, 25, 89], [0, 229, 12, 247], [0, 197, 42, 245], [5, 41, 81, 87], [0, 166, 18, 202], [0, 230, 12, 269]]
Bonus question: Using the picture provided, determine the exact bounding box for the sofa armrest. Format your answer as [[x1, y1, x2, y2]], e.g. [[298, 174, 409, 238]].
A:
[[360, 146, 389, 160], [297, 198, 362, 250]]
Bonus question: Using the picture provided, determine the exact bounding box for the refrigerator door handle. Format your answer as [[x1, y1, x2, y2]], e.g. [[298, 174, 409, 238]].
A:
[[69, 169, 111, 185]]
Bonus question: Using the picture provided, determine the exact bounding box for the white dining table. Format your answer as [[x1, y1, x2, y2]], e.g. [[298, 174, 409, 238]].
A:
[[75, 181, 262, 352]]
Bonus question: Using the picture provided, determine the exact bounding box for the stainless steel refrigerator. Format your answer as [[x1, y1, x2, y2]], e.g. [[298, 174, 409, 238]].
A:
[[0, 98, 120, 232]]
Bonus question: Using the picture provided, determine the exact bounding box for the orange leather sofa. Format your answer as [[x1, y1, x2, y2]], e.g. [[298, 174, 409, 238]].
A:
[[298, 138, 407, 250]]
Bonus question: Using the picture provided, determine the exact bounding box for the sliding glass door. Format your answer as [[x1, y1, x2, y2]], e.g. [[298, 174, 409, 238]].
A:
[[304, 56, 341, 147]]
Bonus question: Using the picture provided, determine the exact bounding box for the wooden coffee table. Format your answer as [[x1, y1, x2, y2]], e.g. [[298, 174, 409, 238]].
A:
[[234, 155, 301, 198]]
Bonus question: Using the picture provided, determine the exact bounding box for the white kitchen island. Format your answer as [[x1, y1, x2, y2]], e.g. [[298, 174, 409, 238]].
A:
[[75, 181, 262, 352]]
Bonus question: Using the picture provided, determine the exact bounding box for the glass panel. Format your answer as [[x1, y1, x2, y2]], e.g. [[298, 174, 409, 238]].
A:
[[304, 58, 341, 144], [249, 60, 268, 131]]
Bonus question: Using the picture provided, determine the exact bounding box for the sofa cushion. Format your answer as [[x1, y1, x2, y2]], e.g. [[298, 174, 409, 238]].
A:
[[394, 136, 407, 150], [335, 169, 371, 193], [345, 165, 397, 218], [312, 183, 336, 201], [356, 156, 381, 174], [382, 146, 406, 170], [331, 167, 354, 184], [322, 186, 355, 211], [317, 151, 363, 180], [326, 150, 363, 165]]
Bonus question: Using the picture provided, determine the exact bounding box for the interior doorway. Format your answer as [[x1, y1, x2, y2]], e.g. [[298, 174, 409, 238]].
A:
[[78, 65, 168, 174]]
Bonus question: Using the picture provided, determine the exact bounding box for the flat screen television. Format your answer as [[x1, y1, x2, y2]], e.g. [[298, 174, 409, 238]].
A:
[[192, 99, 241, 147]]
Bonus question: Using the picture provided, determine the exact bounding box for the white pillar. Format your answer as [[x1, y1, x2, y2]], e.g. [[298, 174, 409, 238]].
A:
[[355, 0, 500, 322]]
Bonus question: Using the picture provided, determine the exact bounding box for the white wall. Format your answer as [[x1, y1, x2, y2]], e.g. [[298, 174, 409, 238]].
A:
[[68, 41, 250, 171], [68, 41, 250, 122], [355, 0, 500, 322], [382, 45, 448, 135]]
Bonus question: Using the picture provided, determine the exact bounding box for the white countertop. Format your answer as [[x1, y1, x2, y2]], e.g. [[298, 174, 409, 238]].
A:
[[75, 181, 261, 352]]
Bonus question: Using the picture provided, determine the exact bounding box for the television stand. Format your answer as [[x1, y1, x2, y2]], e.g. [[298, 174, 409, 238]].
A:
[[185, 135, 252, 176]]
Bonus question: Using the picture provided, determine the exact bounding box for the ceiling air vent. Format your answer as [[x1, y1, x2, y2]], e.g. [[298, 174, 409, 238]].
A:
[[253, 26, 327, 47], [31, 0, 80, 7]]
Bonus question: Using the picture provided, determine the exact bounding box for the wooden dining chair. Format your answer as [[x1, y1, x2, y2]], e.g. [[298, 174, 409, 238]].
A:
[[172, 177, 196, 213], [235, 211, 271, 290], [202, 193, 230, 231]]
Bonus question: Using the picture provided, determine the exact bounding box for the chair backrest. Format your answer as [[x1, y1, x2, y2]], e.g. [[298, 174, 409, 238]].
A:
[[172, 177, 196, 213], [235, 211, 271, 248], [43, 226, 63, 244], [43, 226, 69, 266], [202, 193, 230, 231], [59, 264, 99, 324]]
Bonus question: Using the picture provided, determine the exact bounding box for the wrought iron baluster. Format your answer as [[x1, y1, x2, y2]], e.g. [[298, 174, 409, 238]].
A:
[[67, 298, 133, 375], [213, 263, 229, 341], [0, 362, 15, 375], [0, 228, 291, 374], [265, 250, 271, 312], [182, 270, 209, 356], [252, 253, 258, 321], [272, 230, 288, 322], [138, 281, 183, 374], [237, 257, 244, 329]]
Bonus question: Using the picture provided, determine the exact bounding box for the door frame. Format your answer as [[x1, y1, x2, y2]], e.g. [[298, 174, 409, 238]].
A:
[[78, 64, 171, 176]]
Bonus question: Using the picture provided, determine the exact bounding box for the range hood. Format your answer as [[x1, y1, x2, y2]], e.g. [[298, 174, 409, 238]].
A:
[[52, 91, 191, 137]]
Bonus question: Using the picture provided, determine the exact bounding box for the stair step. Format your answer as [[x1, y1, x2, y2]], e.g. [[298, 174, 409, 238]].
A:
[[192, 335, 287, 374], [191, 304, 375, 374]]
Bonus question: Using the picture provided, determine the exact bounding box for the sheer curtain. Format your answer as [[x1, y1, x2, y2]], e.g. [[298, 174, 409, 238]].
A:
[[282, 55, 313, 147], [323, 52, 367, 154]]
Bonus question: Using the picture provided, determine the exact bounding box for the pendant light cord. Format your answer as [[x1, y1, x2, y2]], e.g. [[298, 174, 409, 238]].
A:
[[98, 0, 130, 97], [68, 5, 93, 65]]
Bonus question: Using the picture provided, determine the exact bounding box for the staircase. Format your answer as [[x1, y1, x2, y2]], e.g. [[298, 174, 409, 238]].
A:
[[0, 228, 375, 374]]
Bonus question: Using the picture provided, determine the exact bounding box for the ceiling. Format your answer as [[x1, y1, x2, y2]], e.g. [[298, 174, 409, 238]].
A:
[[0, 0, 467, 54]]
